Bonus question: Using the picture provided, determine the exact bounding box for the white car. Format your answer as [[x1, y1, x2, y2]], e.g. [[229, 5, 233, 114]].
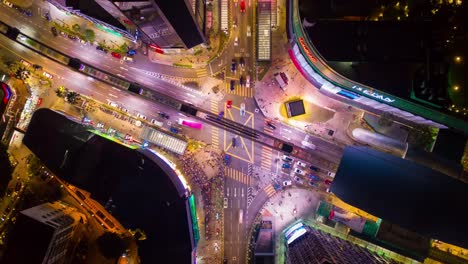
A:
[[18, 35, 26, 41], [294, 176, 304, 184], [327, 171, 336, 178], [150, 119, 163, 127], [234, 37, 238, 46], [297, 161, 306, 168], [97, 123, 104, 128], [223, 198, 228, 209], [240, 103, 246, 116], [42, 72, 53, 79], [123, 56, 134, 63], [283, 180, 292, 186], [294, 168, 305, 176], [247, 26, 251, 37], [136, 113, 147, 120], [282, 155, 293, 163], [246, 75, 250, 88], [108, 101, 118, 108]]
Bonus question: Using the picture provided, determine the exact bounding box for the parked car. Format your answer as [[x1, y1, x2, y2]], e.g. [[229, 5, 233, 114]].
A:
[[282, 163, 291, 169], [96, 46, 108, 53], [111, 52, 122, 59], [246, 75, 250, 88], [294, 177, 304, 184], [294, 168, 305, 175], [68, 34, 77, 41], [223, 198, 228, 208], [297, 161, 306, 168], [324, 179, 333, 185], [309, 174, 320, 181], [232, 137, 237, 148], [239, 57, 245, 68], [226, 100, 232, 109], [51, 27, 58, 37], [108, 101, 118, 108], [240, 103, 245, 116], [283, 180, 292, 186], [309, 181, 319, 188], [136, 113, 147, 120], [59, 31, 67, 37], [158, 112, 170, 119], [327, 171, 336, 177], [266, 121, 276, 130], [127, 49, 137, 56], [282, 155, 293, 163], [123, 56, 134, 62], [42, 71, 53, 79], [309, 165, 320, 172], [170, 127, 179, 133]]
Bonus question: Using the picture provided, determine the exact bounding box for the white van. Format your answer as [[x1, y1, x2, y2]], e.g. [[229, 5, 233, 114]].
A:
[[239, 209, 243, 224], [150, 119, 163, 127]]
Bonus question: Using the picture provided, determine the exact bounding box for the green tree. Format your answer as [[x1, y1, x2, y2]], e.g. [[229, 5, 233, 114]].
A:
[[408, 125, 437, 150], [96, 232, 127, 259], [0, 144, 13, 196], [72, 24, 81, 31], [84, 29, 95, 42], [66, 91, 80, 104]]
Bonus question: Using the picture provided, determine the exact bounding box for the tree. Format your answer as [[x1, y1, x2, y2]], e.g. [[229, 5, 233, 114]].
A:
[[84, 29, 95, 42], [408, 125, 437, 150], [15, 67, 30, 81], [0, 144, 13, 196], [72, 24, 81, 31], [66, 91, 80, 104], [96, 232, 127, 259]]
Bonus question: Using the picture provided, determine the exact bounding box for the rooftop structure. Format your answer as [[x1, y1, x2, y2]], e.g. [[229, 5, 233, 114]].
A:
[[2, 202, 83, 264]]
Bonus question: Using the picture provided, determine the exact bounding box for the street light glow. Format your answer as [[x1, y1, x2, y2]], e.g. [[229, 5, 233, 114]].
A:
[[454, 56, 462, 63]]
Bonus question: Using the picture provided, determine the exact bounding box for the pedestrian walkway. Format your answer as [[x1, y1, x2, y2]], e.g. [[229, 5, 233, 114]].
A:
[[260, 146, 273, 171], [225, 167, 251, 185], [211, 127, 219, 147], [210, 99, 218, 114], [195, 67, 209, 78], [263, 184, 276, 198], [225, 83, 254, 97], [263, 127, 275, 136]]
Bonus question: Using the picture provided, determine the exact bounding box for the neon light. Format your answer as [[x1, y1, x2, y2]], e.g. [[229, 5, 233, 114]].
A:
[[2, 83, 11, 104], [298, 37, 317, 63], [287, 227, 307, 245], [351, 85, 395, 103]]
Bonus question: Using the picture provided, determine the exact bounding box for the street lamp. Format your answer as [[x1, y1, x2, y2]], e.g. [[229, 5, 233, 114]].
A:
[[454, 56, 462, 63]]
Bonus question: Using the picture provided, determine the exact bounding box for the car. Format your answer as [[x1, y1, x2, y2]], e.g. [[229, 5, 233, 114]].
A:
[[136, 113, 147, 120], [234, 37, 238, 46], [20, 59, 31, 67], [230, 80, 235, 91], [170, 127, 179, 133], [111, 52, 122, 59], [123, 56, 134, 62], [294, 168, 305, 175], [18, 35, 26, 41], [21, 9, 32, 16], [118, 106, 128, 113], [327, 171, 336, 177], [324, 179, 333, 185], [309, 174, 320, 181], [3, 1, 13, 7], [226, 100, 232, 109], [150, 119, 163, 127], [224, 154, 231, 165], [127, 49, 137, 56], [247, 25, 251, 37], [309, 181, 319, 188], [217, 111, 224, 120], [59, 31, 67, 37], [79, 39, 87, 45], [231, 59, 237, 72], [282, 155, 293, 163], [283, 180, 292, 186], [266, 121, 276, 130], [158, 112, 170, 119], [294, 177, 304, 184], [134, 120, 142, 127], [232, 137, 237, 148], [240, 103, 246, 116], [96, 46, 108, 53], [97, 123, 104, 128], [44, 12, 51, 21], [282, 163, 291, 169], [239, 57, 245, 68], [124, 134, 132, 140], [239, 75, 245, 86], [68, 34, 77, 41], [246, 75, 250, 88], [240, 0, 246, 12], [51, 27, 58, 37], [108, 101, 118, 108], [223, 198, 228, 208], [309, 165, 320, 172], [42, 72, 53, 79], [297, 161, 306, 168]]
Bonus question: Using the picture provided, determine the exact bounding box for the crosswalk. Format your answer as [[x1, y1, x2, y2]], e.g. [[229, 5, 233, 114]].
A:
[[247, 187, 254, 208], [260, 146, 273, 171], [211, 99, 219, 146], [263, 184, 276, 198], [196, 67, 208, 78], [210, 99, 218, 114], [225, 83, 254, 97], [225, 167, 251, 185], [263, 127, 275, 136]]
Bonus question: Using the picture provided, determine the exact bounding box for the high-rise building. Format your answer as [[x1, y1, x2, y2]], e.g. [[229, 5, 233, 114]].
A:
[[56, 0, 206, 50], [2, 202, 85, 264]]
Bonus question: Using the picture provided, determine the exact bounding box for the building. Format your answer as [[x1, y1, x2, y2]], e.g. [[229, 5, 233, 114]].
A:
[[257, 0, 272, 61], [53, 0, 206, 50], [22, 109, 198, 263], [286, 225, 399, 264], [2, 202, 84, 264]]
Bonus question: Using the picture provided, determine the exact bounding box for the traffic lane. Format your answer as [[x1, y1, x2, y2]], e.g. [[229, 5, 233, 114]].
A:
[[0, 4, 197, 78]]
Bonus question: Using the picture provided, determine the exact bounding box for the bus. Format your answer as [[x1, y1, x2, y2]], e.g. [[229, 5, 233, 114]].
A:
[[179, 119, 203, 129]]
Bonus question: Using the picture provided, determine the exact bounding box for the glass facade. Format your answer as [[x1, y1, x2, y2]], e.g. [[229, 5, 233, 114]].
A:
[[257, 0, 271, 61]]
